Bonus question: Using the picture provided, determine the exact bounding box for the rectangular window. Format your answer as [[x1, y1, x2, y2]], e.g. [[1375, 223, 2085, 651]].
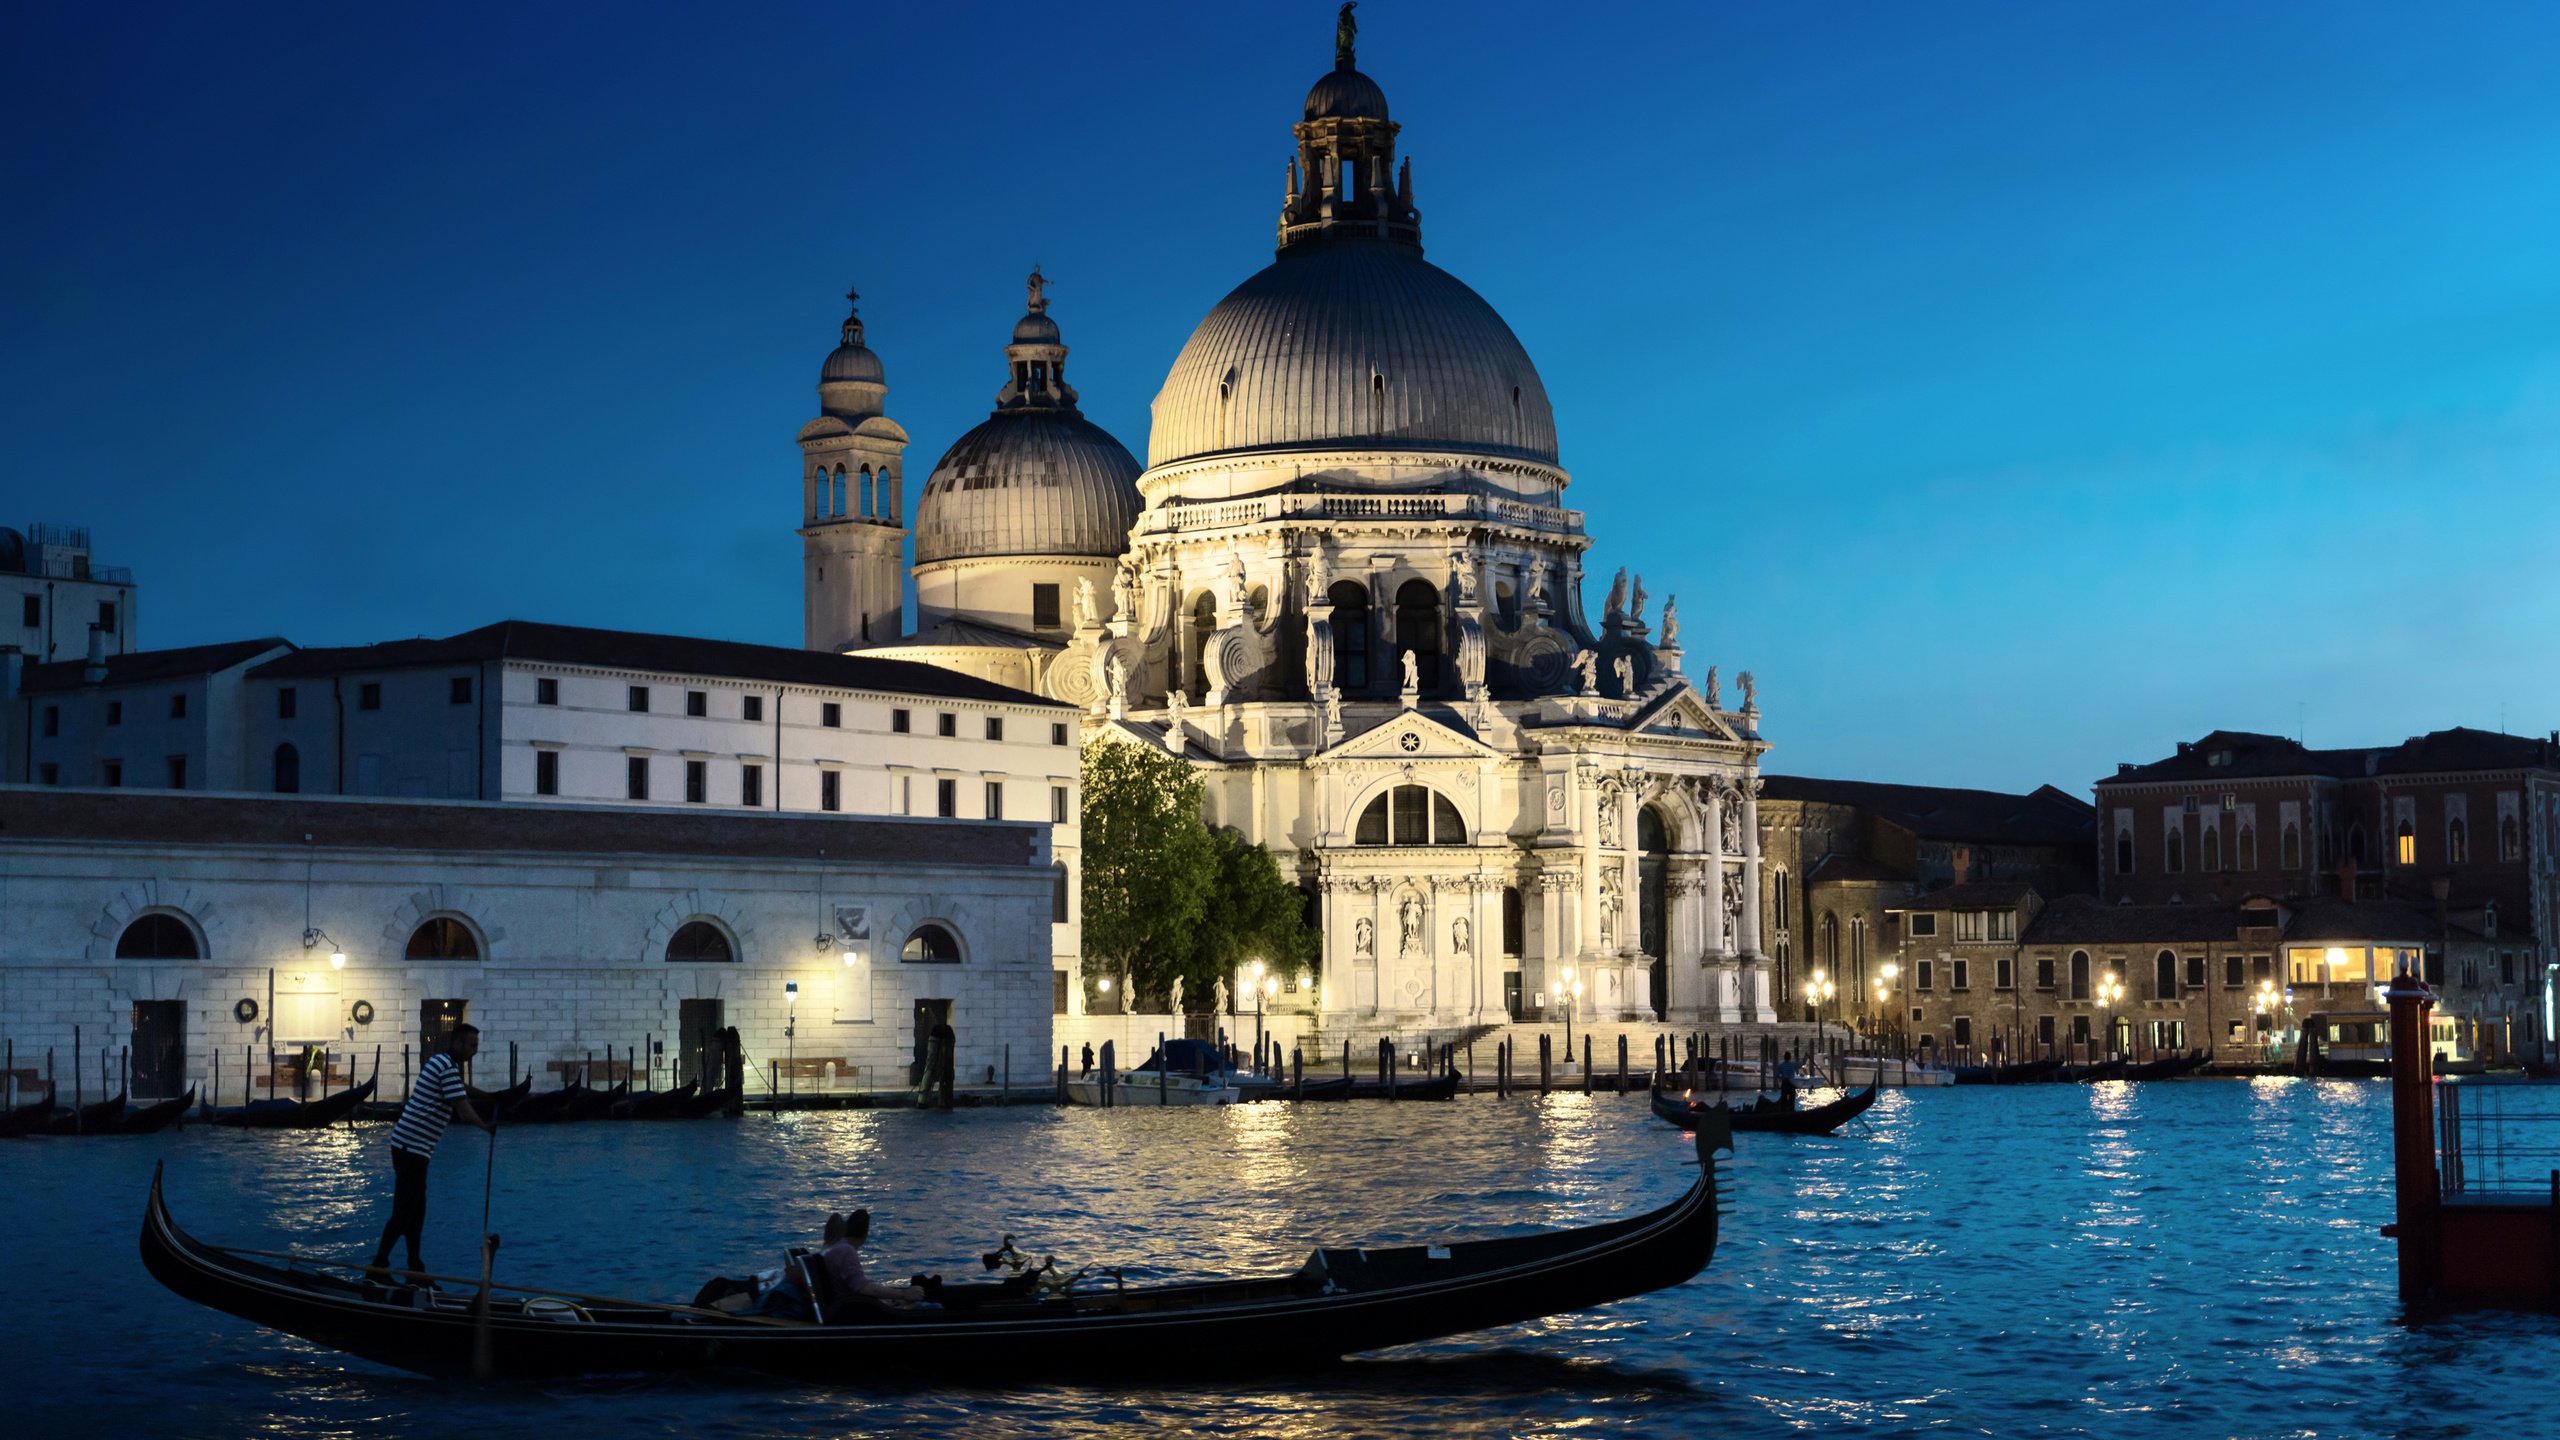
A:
[[937, 778, 957, 817], [892, 708, 911, 734], [938, 712, 957, 738], [686, 690, 707, 717], [741, 763, 763, 807], [1995, 957, 2014, 990], [1916, 960, 1935, 991], [1954, 911, 1984, 942], [103, 760, 123, 787], [743, 695, 763, 722], [2502, 952, 2516, 985], [1053, 865, 1070, 923], [1032, 583, 1060, 630], [1052, 722, 1069, 746], [41, 705, 58, 737], [169, 692, 187, 720], [626, 756, 649, 800], [537, 677, 559, 705], [628, 685, 649, 713], [821, 703, 842, 728], [106, 701, 122, 726], [1052, 785, 1069, 824], [1989, 910, 2017, 941], [1951, 959, 1970, 991], [684, 759, 707, 804], [1909, 913, 1937, 938], [899, 775, 912, 814], [278, 687, 297, 720], [359, 682, 382, 711], [2038, 1015, 2056, 1047], [2036, 957, 2055, 991], [2186, 955, 2206, 988], [535, 750, 559, 796], [985, 781, 1004, 819], [820, 770, 841, 812], [1953, 1017, 1973, 1048], [166, 755, 186, 789], [448, 676, 472, 705], [2225, 955, 2244, 987], [98, 601, 117, 634], [18, 595, 35, 628], [985, 717, 1004, 741]]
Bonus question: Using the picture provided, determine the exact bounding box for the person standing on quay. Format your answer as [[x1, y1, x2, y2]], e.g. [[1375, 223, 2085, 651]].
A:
[[919, 1013, 957, 1110], [369, 1023, 494, 1282]]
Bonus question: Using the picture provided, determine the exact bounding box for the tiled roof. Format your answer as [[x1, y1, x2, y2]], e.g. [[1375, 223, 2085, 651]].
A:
[[1890, 881, 2038, 912], [1803, 853, 1910, 886], [247, 621, 1070, 708], [2102, 727, 2560, 787], [2021, 895, 2252, 945], [2279, 896, 2472, 944], [0, 787, 1041, 867], [1760, 776, 2094, 848], [21, 638, 293, 693]]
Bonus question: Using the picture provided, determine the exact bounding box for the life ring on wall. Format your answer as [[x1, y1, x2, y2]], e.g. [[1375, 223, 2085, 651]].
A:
[[350, 1000, 376, 1027], [233, 997, 259, 1024]]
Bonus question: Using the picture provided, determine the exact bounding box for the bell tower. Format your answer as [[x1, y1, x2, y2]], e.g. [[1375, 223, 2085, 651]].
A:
[[798, 285, 911, 651]]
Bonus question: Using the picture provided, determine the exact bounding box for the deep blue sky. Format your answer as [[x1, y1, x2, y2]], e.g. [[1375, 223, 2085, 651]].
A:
[[7, 2, 2558, 793]]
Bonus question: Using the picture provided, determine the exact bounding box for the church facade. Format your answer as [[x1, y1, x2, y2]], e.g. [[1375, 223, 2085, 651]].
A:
[[805, 20, 1775, 1031]]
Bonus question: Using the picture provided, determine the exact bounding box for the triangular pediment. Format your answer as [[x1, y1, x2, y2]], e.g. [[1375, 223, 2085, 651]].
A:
[[1315, 710, 1505, 765], [1630, 684, 1743, 743]]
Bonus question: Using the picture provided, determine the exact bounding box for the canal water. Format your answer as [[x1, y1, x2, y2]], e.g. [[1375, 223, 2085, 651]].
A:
[[6, 1079, 2554, 1438]]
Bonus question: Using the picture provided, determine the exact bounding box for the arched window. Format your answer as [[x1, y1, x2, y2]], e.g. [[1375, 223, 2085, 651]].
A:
[[2201, 826, 2220, 873], [1821, 913, 1839, 970], [1772, 868, 1790, 927], [1849, 916, 1867, 981], [1395, 580, 1441, 691], [2155, 949, 2178, 1000], [1501, 885, 1523, 955], [116, 912, 200, 960], [1329, 582, 1371, 692], [2165, 828, 2184, 874], [2449, 817, 2468, 865], [832, 465, 847, 518], [1353, 785, 1466, 846], [2395, 821, 2415, 866], [2070, 950, 2091, 1000], [2283, 823, 2302, 870], [665, 921, 734, 963], [2237, 824, 2257, 872], [1186, 592, 1216, 701], [405, 917, 481, 961], [272, 743, 301, 794], [2502, 814, 2522, 862], [1052, 863, 1071, 924], [900, 924, 961, 963]]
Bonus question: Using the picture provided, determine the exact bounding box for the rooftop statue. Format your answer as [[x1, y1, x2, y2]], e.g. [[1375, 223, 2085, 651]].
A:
[[1660, 596, 1679, 646], [1026, 266, 1049, 315], [1337, 2, 1358, 65], [1605, 567, 1628, 621], [1703, 664, 1719, 709], [1629, 574, 1648, 626]]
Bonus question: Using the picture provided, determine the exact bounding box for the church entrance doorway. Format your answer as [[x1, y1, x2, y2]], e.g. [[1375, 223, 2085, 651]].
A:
[[1639, 806, 1669, 1020]]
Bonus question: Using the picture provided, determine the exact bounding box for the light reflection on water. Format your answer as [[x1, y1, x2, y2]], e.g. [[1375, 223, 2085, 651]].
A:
[[6, 1082, 2559, 1437]]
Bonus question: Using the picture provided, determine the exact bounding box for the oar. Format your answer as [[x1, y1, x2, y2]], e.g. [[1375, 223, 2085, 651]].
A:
[[471, 1123, 499, 1381]]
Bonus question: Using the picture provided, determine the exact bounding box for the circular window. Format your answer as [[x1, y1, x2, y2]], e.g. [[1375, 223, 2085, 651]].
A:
[[900, 925, 961, 964]]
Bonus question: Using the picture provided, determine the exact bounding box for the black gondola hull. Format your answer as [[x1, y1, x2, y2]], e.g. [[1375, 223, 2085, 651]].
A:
[[140, 1117, 1727, 1381], [1650, 1084, 1878, 1137]]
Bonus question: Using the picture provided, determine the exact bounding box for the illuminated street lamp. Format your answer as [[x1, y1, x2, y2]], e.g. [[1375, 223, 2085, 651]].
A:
[[1806, 968, 1836, 1048], [2095, 971, 2126, 1057], [1876, 961, 1901, 1050], [783, 979, 799, 1098], [1549, 964, 1581, 1054]]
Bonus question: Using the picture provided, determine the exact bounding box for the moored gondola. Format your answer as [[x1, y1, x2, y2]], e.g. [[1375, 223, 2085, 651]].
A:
[[140, 1111, 1731, 1381], [207, 1077, 377, 1129], [1950, 1056, 2066, 1085], [2123, 1050, 2211, 1081], [50, 1090, 129, 1136], [120, 1088, 196, 1135], [1650, 1082, 1879, 1137], [617, 1079, 699, 1120], [2057, 1058, 2128, 1082]]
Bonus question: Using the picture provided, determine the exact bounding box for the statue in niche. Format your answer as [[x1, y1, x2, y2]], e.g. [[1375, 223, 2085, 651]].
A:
[[1723, 796, 1743, 852], [1598, 871, 1623, 950], [1304, 548, 1332, 607], [1111, 560, 1137, 626], [1169, 975, 1184, 1017], [1629, 574, 1648, 625], [1452, 914, 1472, 955], [1599, 793, 1620, 848], [1571, 652, 1597, 695], [1451, 551, 1481, 606], [1703, 664, 1719, 709], [1354, 916, 1374, 958], [1399, 893, 1424, 956], [1613, 655, 1635, 696], [1739, 670, 1757, 711], [1660, 596, 1679, 646], [1073, 576, 1098, 628], [1724, 882, 1744, 930], [1401, 650, 1419, 693], [1526, 563, 1551, 609], [1225, 548, 1248, 609], [1605, 567, 1628, 620]]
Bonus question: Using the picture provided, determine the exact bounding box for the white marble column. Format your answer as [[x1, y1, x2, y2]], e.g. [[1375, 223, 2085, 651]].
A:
[[1703, 782, 1728, 955], [1739, 775, 1765, 957], [1579, 769, 1603, 957], [1620, 769, 1645, 960]]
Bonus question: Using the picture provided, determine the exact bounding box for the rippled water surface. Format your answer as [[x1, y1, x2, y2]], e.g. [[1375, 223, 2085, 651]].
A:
[[7, 1079, 2556, 1438]]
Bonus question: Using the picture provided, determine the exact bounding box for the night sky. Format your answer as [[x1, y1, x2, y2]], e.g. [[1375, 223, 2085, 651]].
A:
[[7, 2, 2558, 793]]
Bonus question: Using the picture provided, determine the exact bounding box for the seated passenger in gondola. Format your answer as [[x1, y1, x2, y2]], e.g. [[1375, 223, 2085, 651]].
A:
[[820, 1208, 925, 1311]]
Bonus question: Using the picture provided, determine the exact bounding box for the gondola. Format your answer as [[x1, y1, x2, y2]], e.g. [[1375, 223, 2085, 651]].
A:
[[616, 1079, 699, 1120], [1280, 1076, 1357, 1101], [140, 1110, 1730, 1381], [565, 1081, 629, 1123], [2123, 1050, 2210, 1081], [120, 1088, 197, 1135], [497, 1081, 580, 1125], [207, 1077, 377, 1129], [0, 1093, 57, 1139], [2057, 1058, 2127, 1082], [671, 1079, 742, 1119], [1950, 1056, 2066, 1085], [466, 1075, 535, 1119], [50, 1090, 129, 1136], [1650, 1082, 1878, 1137]]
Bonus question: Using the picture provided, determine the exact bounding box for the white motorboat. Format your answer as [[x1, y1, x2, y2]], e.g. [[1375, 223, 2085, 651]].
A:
[[1836, 1053, 1956, 1088], [1064, 1070, 1241, 1106]]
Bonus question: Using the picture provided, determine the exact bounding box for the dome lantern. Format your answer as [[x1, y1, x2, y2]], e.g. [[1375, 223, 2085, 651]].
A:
[[1279, 4, 1420, 255], [817, 284, 887, 420]]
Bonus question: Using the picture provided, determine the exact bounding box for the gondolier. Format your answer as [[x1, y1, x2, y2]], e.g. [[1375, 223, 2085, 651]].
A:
[[368, 1023, 493, 1282]]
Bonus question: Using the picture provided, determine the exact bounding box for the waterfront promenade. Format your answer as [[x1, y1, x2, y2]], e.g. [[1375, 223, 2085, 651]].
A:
[[8, 1078, 2557, 1437]]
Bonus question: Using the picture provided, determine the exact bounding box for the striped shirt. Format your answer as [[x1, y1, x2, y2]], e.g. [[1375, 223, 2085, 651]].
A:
[[390, 1052, 466, 1157]]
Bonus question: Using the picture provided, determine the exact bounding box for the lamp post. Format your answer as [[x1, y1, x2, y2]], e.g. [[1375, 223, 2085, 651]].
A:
[[1806, 968, 1836, 1049], [1876, 961, 1900, 1056], [1549, 965, 1580, 1056], [1248, 959, 1267, 1064], [2095, 971, 2125, 1059], [784, 980, 798, 1097]]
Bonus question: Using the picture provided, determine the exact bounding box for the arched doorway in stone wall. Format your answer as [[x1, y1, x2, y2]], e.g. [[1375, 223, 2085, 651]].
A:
[[1639, 805, 1670, 1020]]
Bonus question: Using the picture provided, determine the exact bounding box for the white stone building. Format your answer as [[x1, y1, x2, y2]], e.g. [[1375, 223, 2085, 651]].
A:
[[825, 26, 1776, 1033], [0, 787, 1056, 1104], [0, 522, 138, 665]]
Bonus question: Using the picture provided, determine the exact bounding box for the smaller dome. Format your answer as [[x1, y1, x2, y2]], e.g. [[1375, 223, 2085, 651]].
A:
[[1304, 65, 1389, 121], [1012, 312, 1061, 345], [821, 340, 883, 385], [915, 411, 1142, 565]]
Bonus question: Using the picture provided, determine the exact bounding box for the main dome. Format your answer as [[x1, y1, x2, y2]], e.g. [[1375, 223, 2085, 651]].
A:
[[1147, 241, 1559, 469]]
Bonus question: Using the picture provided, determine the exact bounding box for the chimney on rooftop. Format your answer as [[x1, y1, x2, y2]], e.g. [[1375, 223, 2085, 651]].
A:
[[81, 625, 106, 685]]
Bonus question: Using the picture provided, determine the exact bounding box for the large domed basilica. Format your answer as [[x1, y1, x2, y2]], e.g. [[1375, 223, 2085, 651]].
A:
[[801, 11, 1775, 1031]]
